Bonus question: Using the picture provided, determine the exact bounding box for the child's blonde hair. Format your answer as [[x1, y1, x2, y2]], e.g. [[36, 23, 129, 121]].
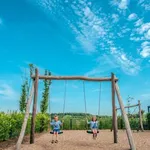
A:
[[54, 115, 58, 118], [92, 116, 97, 121]]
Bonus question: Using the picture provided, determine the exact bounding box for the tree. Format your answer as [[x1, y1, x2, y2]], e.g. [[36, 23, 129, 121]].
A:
[[29, 64, 35, 77], [19, 80, 28, 113], [40, 70, 51, 113], [19, 63, 35, 113], [27, 64, 35, 97]]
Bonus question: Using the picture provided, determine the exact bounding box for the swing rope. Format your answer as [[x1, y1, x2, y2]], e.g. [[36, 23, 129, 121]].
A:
[[83, 81, 87, 118], [62, 80, 67, 129], [98, 82, 101, 116], [63, 80, 67, 116], [48, 85, 51, 120]]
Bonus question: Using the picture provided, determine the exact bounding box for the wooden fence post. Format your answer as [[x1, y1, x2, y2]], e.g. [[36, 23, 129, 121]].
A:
[[138, 100, 144, 132], [111, 73, 118, 143], [30, 68, 39, 144], [16, 82, 34, 150], [115, 82, 136, 150]]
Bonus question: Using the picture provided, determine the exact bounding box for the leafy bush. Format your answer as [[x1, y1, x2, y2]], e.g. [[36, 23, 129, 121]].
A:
[[35, 113, 50, 132], [0, 112, 149, 141], [0, 112, 10, 141], [147, 113, 150, 129], [0, 112, 50, 141]]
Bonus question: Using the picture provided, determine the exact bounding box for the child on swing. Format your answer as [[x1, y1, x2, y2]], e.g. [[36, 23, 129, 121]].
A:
[[50, 115, 62, 143], [87, 116, 99, 139]]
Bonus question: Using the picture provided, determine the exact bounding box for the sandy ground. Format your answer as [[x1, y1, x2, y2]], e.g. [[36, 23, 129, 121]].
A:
[[1, 130, 150, 150]]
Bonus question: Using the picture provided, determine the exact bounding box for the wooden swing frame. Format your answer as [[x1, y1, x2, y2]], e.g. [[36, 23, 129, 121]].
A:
[[116, 100, 144, 132], [16, 68, 136, 150]]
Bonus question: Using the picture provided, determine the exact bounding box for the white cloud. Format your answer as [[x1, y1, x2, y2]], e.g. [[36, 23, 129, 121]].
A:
[[131, 22, 150, 41], [85, 54, 119, 77], [85, 49, 140, 76], [130, 37, 142, 41], [121, 26, 130, 34], [119, 0, 129, 9], [112, 14, 119, 23], [110, 47, 140, 75], [34, 0, 141, 76], [110, 0, 129, 10], [142, 41, 150, 47], [138, 0, 150, 10], [70, 3, 106, 53], [135, 19, 143, 27], [0, 83, 19, 101], [85, 67, 101, 77], [145, 29, 150, 39], [138, 22, 150, 34], [128, 13, 137, 21], [140, 41, 150, 58]]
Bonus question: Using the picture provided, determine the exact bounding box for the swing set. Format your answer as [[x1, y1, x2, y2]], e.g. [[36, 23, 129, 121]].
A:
[[16, 68, 137, 150], [50, 80, 101, 134]]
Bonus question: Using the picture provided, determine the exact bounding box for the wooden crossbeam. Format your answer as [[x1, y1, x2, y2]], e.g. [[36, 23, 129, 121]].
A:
[[116, 104, 139, 110], [31, 75, 118, 82]]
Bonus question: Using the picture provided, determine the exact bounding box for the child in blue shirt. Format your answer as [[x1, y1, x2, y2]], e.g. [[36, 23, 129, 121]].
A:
[[87, 116, 99, 139], [50, 115, 62, 143]]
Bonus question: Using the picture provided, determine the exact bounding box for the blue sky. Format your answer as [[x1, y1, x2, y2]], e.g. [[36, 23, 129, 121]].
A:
[[0, 0, 150, 115]]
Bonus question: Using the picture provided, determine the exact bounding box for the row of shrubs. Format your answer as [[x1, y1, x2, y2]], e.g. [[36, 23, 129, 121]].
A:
[[0, 112, 49, 141], [0, 112, 150, 141]]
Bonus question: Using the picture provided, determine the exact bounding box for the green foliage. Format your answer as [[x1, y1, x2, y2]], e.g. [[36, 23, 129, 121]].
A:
[[0, 112, 10, 141], [62, 115, 72, 130], [99, 117, 112, 129], [1, 112, 149, 141], [147, 113, 150, 129], [0, 112, 49, 141], [40, 70, 51, 113], [35, 113, 50, 132], [118, 116, 125, 129], [19, 80, 28, 113], [29, 64, 35, 76]]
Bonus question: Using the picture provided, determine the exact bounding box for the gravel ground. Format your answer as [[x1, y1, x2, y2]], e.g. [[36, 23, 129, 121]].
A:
[[1, 130, 150, 150]]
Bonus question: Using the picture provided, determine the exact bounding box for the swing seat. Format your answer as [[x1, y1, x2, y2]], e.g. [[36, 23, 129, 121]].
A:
[[87, 130, 99, 134], [50, 131, 63, 134]]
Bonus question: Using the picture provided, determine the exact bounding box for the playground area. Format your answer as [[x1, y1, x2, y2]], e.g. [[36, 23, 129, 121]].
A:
[[1, 130, 150, 150]]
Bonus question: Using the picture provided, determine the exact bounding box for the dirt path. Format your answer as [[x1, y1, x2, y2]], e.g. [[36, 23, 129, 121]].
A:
[[2, 130, 150, 150]]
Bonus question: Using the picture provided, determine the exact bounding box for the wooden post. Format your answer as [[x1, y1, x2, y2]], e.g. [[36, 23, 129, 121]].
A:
[[115, 107, 118, 132], [30, 68, 39, 144], [111, 73, 117, 143], [115, 82, 136, 150], [138, 100, 144, 132], [16, 82, 34, 150]]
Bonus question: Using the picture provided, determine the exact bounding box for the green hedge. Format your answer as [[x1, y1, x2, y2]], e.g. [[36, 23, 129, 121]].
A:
[[147, 113, 150, 129], [1, 112, 149, 141], [0, 112, 49, 141]]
